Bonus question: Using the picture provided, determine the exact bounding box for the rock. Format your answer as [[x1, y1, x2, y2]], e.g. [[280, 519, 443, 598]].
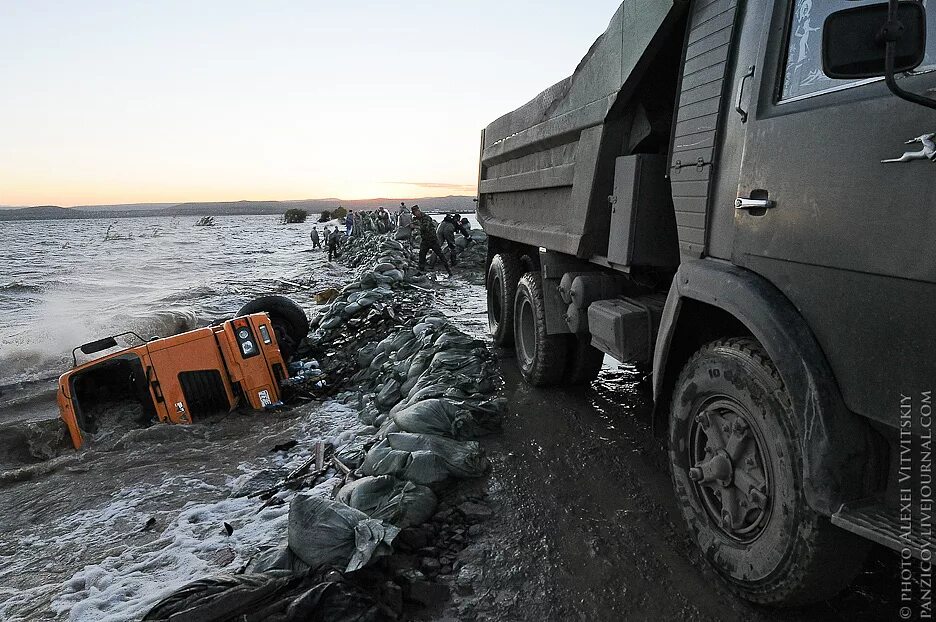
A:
[[380, 580, 403, 614], [421, 557, 441, 574], [432, 508, 455, 523], [455, 563, 481, 595], [468, 524, 483, 537], [396, 526, 430, 552], [458, 501, 493, 522]]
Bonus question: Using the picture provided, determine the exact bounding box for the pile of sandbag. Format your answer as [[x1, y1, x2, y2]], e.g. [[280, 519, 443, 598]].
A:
[[147, 231, 500, 620]]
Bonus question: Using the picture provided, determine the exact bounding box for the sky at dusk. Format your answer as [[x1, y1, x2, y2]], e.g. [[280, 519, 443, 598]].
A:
[[0, 1, 622, 207]]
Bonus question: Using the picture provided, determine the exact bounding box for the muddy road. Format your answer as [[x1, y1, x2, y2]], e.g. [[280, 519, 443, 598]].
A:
[[448, 359, 903, 621]]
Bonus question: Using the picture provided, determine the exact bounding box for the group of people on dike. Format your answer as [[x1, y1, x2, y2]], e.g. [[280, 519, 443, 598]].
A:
[[309, 223, 343, 261], [309, 203, 474, 275]]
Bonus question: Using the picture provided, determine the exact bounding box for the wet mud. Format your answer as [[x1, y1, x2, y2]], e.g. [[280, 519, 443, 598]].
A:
[[445, 359, 904, 621]]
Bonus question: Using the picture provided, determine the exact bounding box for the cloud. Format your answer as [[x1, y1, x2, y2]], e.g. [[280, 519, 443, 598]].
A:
[[381, 181, 477, 193]]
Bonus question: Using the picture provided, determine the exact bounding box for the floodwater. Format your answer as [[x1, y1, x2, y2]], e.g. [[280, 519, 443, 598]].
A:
[[0, 399, 363, 621], [0, 226, 487, 621], [0, 215, 337, 389]]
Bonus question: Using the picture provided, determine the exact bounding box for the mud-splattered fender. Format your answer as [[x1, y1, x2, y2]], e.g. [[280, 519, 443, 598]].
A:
[[652, 259, 875, 516]]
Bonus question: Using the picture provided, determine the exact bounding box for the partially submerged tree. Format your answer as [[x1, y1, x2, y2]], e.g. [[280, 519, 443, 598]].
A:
[[283, 208, 308, 224]]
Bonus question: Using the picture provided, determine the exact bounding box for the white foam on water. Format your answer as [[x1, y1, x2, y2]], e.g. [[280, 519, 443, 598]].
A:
[[0, 399, 363, 622]]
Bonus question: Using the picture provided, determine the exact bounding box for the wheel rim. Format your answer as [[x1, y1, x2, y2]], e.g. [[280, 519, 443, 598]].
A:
[[688, 397, 772, 543], [489, 274, 503, 333], [516, 296, 536, 367]]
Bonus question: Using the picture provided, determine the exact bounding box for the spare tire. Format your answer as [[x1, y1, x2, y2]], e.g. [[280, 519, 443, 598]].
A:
[[237, 295, 309, 361]]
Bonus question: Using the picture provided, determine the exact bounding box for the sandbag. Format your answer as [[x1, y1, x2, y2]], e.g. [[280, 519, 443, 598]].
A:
[[375, 379, 402, 410], [143, 573, 392, 622], [336, 475, 437, 527], [287, 494, 399, 573], [386, 432, 488, 478], [391, 398, 501, 440], [357, 342, 378, 368]]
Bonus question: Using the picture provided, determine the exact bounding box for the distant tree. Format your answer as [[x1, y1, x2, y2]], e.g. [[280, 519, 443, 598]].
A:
[[331, 206, 348, 221], [283, 208, 308, 224], [319, 210, 332, 222]]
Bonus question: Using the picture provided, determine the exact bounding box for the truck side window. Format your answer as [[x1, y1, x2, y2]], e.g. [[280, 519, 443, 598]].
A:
[[780, 0, 936, 101]]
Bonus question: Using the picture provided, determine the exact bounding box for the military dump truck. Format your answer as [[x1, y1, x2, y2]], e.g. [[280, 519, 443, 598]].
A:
[[478, 0, 936, 606], [58, 296, 307, 449]]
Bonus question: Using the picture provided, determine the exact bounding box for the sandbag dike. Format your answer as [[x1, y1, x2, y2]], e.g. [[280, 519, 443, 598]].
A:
[[144, 231, 502, 621]]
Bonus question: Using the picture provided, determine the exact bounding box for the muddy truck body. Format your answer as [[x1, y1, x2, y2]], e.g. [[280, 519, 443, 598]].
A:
[[58, 296, 308, 449], [479, 0, 936, 606]]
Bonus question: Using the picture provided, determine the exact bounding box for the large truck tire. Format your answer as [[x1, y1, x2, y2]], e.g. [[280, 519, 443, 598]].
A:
[[668, 337, 869, 606], [513, 273, 567, 386], [565, 336, 604, 385], [237, 295, 309, 362], [487, 253, 523, 347]]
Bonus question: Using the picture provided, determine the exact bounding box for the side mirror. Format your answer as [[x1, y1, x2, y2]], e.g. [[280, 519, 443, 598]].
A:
[[822, 1, 926, 79], [80, 336, 118, 355]]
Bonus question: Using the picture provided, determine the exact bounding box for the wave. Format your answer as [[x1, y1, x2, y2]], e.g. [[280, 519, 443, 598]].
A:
[[0, 308, 201, 385], [0, 281, 42, 293]]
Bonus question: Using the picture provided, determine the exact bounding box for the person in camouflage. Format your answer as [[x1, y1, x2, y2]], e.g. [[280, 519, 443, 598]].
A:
[[411, 205, 451, 275]]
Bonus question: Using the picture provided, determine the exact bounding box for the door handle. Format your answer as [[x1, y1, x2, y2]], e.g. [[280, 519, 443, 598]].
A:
[[735, 65, 755, 123], [735, 197, 775, 210]]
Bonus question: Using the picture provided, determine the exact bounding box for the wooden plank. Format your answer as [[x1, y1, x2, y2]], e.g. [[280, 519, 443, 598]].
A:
[[676, 211, 706, 229], [677, 225, 706, 244], [686, 32, 731, 63], [679, 79, 723, 107], [672, 130, 716, 152], [673, 97, 721, 123], [675, 112, 719, 137], [682, 44, 730, 76], [672, 196, 708, 212], [670, 180, 710, 197]]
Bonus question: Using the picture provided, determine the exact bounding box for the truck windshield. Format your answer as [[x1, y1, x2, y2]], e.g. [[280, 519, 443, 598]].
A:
[[781, 0, 936, 101]]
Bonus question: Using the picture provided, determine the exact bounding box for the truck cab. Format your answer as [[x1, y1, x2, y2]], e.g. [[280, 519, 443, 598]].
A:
[[479, 0, 935, 606], [58, 295, 307, 448]]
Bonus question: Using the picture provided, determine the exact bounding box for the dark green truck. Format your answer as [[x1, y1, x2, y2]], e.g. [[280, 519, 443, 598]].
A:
[[478, 0, 936, 606]]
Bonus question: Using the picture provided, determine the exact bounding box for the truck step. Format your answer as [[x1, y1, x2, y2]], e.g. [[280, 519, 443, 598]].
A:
[[832, 501, 935, 559]]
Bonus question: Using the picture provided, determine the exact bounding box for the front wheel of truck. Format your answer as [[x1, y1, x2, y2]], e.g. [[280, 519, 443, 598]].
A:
[[669, 338, 869, 606]]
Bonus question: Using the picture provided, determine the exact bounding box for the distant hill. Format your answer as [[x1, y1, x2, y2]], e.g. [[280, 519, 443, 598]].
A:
[[0, 196, 476, 221], [75, 202, 179, 212]]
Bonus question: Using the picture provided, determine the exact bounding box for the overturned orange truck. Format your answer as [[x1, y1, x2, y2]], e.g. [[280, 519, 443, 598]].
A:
[[57, 295, 308, 448]]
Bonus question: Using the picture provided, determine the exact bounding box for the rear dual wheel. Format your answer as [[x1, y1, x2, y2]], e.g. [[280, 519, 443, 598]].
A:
[[513, 273, 567, 386], [499, 266, 604, 387], [487, 253, 523, 347]]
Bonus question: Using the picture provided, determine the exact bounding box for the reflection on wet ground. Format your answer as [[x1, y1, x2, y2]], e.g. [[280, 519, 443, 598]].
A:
[[454, 357, 903, 621]]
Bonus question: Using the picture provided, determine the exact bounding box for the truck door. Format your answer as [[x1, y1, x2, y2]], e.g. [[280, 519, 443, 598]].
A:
[[732, 0, 936, 425]]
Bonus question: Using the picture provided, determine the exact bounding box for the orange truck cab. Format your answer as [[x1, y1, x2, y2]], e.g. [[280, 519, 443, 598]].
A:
[[58, 296, 308, 449]]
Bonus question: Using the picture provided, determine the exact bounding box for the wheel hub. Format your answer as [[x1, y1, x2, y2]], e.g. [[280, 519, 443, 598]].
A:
[[689, 403, 770, 541]]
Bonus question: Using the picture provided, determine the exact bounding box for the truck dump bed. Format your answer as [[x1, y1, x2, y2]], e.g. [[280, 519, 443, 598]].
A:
[[478, 1, 685, 262]]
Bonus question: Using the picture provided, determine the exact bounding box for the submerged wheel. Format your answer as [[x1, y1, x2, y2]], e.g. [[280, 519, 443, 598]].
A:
[[513, 272, 567, 387], [237, 295, 309, 362], [565, 335, 604, 385], [487, 253, 523, 347], [669, 337, 869, 605]]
